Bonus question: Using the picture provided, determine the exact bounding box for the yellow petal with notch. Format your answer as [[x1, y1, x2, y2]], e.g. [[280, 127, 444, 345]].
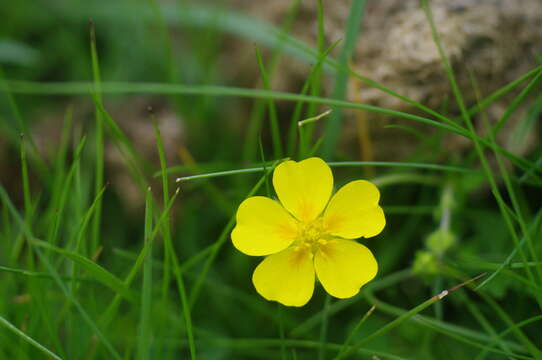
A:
[[273, 158, 333, 222], [252, 246, 315, 307], [231, 196, 298, 256], [314, 239, 377, 299], [323, 180, 385, 239]]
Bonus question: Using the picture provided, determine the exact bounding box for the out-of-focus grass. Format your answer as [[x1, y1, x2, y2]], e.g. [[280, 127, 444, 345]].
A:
[[1, 0, 542, 359]]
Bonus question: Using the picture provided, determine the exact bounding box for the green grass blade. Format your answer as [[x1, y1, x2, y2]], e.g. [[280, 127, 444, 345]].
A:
[[137, 188, 153, 360], [100, 188, 181, 328], [422, 0, 542, 315], [31, 239, 136, 303], [318, 295, 332, 360], [322, 0, 366, 158], [153, 115, 197, 359], [336, 274, 486, 360], [255, 46, 283, 159], [337, 305, 376, 358], [188, 160, 282, 308], [0, 185, 122, 360], [175, 161, 473, 182], [0, 315, 63, 360], [89, 20, 105, 256]]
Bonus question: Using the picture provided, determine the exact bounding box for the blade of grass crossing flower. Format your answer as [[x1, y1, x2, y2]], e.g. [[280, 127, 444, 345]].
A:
[[176, 161, 473, 182], [188, 160, 281, 308], [322, 0, 366, 159], [137, 188, 153, 360], [255, 46, 283, 159], [0, 185, 122, 360], [153, 119, 197, 359], [6, 79, 541, 175], [0, 315, 63, 360], [422, 0, 542, 312], [176, 148, 234, 216]]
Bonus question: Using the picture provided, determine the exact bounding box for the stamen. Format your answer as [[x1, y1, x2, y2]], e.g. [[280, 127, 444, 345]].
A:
[[296, 218, 328, 254]]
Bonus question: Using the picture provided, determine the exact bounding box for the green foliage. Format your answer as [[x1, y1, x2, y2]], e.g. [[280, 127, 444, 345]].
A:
[[0, 0, 541, 359]]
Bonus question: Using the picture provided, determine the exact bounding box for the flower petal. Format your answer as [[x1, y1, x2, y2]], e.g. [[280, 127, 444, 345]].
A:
[[323, 180, 385, 239], [252, 246, 315, 307], [232, 196, 298, 256], [273, 158, 333, 222], [314, 239, 377, 299]]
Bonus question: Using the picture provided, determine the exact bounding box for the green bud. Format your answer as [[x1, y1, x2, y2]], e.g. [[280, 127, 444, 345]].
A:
[[412, 250, 439, 276], [425, 228, 456, 257]]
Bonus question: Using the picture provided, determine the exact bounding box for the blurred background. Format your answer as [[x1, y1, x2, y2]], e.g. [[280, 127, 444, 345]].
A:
[[1, 0, 542, 359]]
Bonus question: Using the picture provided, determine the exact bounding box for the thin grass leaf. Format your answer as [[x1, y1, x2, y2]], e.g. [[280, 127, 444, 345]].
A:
[[255, 46, 283, 159], [153, 119, 197, 359], [0, 185, 122, 360], [8, 80, 538, 175], [137, 188, 153, 360], [0, 315, 63, 360], [151, 113, 173, 308], [89, 20, 105, 255], [336, 274, 487, 360], [99, 188, 181, 331], [322, 0, 366, 158], [31, 239, 136, 303], [188, 160, 282, 308], [422, 0, 542, 314], [336, 305, 376, 358], [318, 295, 332, 360], [477, 314, 542, 360], [175, 161, 473, 182]]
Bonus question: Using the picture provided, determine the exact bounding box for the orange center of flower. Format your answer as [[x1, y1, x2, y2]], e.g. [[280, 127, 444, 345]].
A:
[[294, 218, 329, 255]]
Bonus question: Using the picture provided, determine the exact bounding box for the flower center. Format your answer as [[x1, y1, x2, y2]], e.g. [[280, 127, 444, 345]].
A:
[[294, 218, 329, 254]]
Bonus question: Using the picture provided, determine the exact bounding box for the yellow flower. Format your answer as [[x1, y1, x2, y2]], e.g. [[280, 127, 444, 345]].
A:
[[231, 158, 385, 307]]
